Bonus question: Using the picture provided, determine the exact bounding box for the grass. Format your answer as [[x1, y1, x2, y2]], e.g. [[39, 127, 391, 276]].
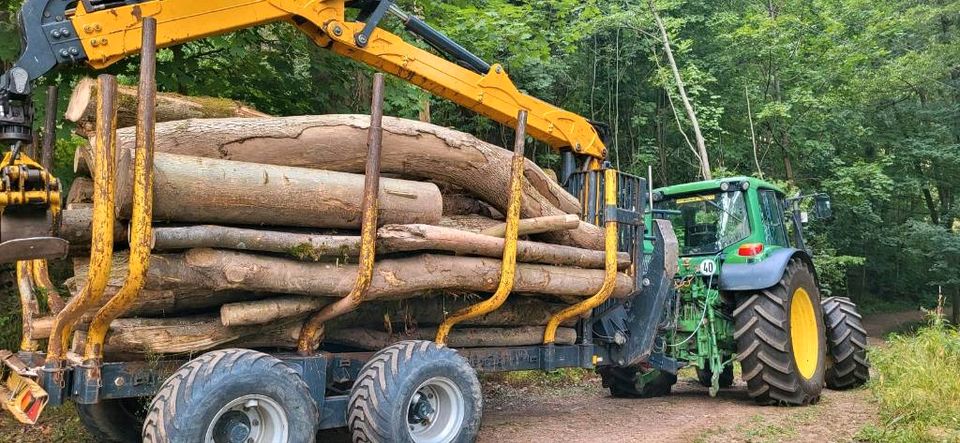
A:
[[858, 314, 960, 442]]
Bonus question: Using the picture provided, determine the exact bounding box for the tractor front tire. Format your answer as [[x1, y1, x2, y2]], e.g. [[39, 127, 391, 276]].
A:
[[347, 340, 483, 443], [142, 348, 318, 443], [599, 366, 677, 398], [734, 258, 826, 406], [822, 296, 870, 390]]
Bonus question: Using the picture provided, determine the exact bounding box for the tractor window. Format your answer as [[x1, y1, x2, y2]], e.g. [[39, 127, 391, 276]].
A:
[[656, 191, 751, 256], [758, 190, 789, 247]]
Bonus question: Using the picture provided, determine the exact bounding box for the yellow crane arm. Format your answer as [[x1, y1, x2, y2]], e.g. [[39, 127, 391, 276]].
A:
[[64, 0, 606, 158]]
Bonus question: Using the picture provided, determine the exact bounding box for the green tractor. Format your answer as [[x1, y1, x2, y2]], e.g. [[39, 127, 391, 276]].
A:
[[599, 176, 869, 406]]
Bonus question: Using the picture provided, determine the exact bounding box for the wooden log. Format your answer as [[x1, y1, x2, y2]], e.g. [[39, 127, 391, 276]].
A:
[[73, 146, 91, 176], [220, 296, 576, 328], [65, 177, 94, 206], [108, 152, 442, 229], [60, 207, 129, 248], [480, 214, 580, 238], [178, 248, 634, 301], [65, 77, 268, 137], [100, 316, 576, 354], [111, 115, 600, 249], [68, 249, 634, 304], [150, 224, 630, 269]]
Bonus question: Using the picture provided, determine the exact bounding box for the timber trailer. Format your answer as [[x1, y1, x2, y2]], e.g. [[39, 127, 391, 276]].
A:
[[0, 0, 863, 442]]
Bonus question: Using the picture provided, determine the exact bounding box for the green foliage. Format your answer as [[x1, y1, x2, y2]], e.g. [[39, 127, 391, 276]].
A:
[[859, 317, 960, 442]]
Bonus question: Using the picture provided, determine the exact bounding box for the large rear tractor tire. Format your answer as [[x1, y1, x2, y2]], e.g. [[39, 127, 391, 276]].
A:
[[822, 296, 870, 390], [76, 398, 148, 443], [599, 366, 677, 398], [142, 348, 318, 443], [347, 340, 483, 443], [734, 258, 826, 406]]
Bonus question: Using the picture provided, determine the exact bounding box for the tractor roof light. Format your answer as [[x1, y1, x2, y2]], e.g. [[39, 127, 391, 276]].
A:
[[738, 243, 764, 257]]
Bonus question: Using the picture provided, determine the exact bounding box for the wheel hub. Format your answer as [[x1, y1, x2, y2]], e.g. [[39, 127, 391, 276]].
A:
[[790, 287, 820, 379], [405, 377, 465, 443], [213, 411, 251, 443], [205, 394, 288, 443]]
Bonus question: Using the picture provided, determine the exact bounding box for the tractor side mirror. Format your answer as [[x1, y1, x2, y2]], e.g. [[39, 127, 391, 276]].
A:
[[813, 195, 832, 220]]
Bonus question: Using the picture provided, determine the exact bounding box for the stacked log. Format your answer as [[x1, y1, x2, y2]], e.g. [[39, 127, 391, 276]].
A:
[[54, 110, 629, 357]]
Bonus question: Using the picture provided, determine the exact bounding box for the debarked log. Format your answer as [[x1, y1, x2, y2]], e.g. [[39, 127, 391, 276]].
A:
[[109, 152, 443, 229]]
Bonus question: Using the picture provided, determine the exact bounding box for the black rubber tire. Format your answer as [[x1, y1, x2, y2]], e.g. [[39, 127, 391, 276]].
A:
[[76, 398, 148, 443], [347, 340, 482, 443], [696, 361, 735, 389], [822, 296, 870, 390], [142, 348, 318, 443], [599, 366, 677, 398], [734, 258, 826, 406]]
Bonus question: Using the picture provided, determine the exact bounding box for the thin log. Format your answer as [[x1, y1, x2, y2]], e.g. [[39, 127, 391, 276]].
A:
[[220, 296, 576, 328], [111, 115, 600, 249], [65, 77, 268, 137], [480, 214, 580, 238], [107, 152, 443, 229], [150, 224, 630, 268]]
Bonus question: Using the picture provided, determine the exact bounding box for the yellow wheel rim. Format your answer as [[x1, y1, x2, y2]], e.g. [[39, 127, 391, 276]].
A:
[[790, 287, 820, 379]]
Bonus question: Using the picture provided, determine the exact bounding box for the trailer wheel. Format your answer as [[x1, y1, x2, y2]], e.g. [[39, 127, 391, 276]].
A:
[[347, 340, 482, 443], [142, 348, 318, 443], [76, 398, 147, 443], [696, 360, 734, 389], [599, 366, 677, 398], [822, 296, 870, 390], [734, 258, 826, 406]]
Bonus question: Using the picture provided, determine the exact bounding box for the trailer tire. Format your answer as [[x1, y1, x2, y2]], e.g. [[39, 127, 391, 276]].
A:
[[822, 296, 870, 390], [696, 361, 734, 389], [347, 340, 482, 443], [76, 398, 147, 443], [734, 258, 826, 406], [599, 366, 677, 398], [142, 348, 318, 443]]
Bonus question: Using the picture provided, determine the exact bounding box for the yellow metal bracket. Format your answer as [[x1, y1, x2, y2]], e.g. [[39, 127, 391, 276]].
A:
[[543, 168, 619, 344], [45, 74, 119, 363], [296, 72, 387, 356], [434, 110, 528, 345], [84, 18, 158, 364]]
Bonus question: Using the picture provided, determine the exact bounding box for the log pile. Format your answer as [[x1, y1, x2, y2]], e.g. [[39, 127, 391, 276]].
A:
[[54, 99, 629, 357]]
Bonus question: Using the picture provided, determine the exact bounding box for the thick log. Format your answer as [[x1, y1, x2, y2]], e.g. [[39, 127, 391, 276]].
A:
[[220, 296, 575, 328], [60, 207, 129, 248], [65, 77, 268, 137], [480, 214, 580, 238], [65, 177, 94, 206], [150, 224, 629, 268], [178, 249, 634, 301], [108, 152, 442, 228], [111, 115, 600, 249], [324, 326, 577, 349], [68, 249, 634, 304]]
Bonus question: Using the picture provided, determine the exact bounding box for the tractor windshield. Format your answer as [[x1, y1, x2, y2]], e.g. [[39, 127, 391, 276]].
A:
[[656, 191, 751, 256]]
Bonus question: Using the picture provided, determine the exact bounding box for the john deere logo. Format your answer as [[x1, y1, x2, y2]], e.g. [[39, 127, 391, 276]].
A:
[[698, 259, 717, 276]]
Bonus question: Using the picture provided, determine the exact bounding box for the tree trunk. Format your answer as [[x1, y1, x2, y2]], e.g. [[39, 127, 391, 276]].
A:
[[151, 224, 630, 268], [65, 77, 268, 137], [68, 249, 635, 307], [108, 115, 600, 249], [104, 152, 443, 229], [60, 207, 129, 249], [324, 326, 576, 350], [649, 0, 711, 179]]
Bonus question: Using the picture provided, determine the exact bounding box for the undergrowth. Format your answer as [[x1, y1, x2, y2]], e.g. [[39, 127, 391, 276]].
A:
[[859, 314, 960, 442]]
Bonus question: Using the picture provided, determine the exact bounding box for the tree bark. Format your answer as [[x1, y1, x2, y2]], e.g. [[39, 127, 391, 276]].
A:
[[65, 177, 94, 207], [479, 214, 580, 237], [109, 115, 600, 249], [60, 207, 129, 249], [65, 77, 268, 137], [104, 152, 443, 229], [151, 224, 630, 268]]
